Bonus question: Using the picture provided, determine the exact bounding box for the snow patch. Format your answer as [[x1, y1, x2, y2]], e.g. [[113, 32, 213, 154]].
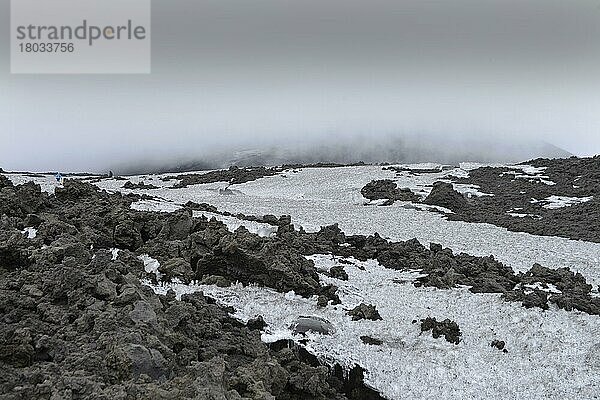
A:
[[365, 199, 392, 206], [194, 211, 278, 237], [504, 166, 556, 186], [21, 227, 37, 239], [532, 196, 594, 210], [521, 282, 562, 294], [110, 248, 120, 261], [138, 254, 162, 279], [130, 199, 183, 213], [453, 184, 494, 198]]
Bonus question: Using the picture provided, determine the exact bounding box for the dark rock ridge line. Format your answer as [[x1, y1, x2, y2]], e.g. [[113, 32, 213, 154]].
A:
[[184, 201, 291, 227], [164, 166, 281, 188], [0, 177, 379, 399], [383, 165, 456, 174], [164, 162, 371, 190], [423, 156, 600, 243], [122, 181, 159, 190]]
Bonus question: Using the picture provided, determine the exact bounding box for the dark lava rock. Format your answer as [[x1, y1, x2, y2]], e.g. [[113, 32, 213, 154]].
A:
[[501, 264, 600, 315], [0, 174, 12, 188], [269, 339, 385, 400], [420, 317, 462, 345], [122, 181, 159, 190], [360, 336, 383, 346], [317, 285, 342, 307], [157, 257, 194, 283], [196, 239, 322, 298], [502, 289, 550, 310], [384, 166, 452, 174], [425, 156, 600, 243], [423, 181, 469, 211], [247, 315, 267, 331], [361, 179, 420, 204], [329, 266, 349, 281], [183, 201, 218, 212], [348, 304, 382, 321], [491, 340, 507, 353], [169, 166, 279, 188], [429, 242, 443, 253]]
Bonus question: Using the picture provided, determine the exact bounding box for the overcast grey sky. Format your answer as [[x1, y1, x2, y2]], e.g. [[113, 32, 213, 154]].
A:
[[1, 0, 600, 172]]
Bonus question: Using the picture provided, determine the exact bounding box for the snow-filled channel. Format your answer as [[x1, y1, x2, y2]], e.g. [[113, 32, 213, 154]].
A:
[[193, 211, 277, 237]]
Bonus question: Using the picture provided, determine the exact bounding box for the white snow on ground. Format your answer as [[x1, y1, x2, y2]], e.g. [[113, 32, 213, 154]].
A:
[[504, 165, 557, 186], [144, 255, 600, 400], [130, 199, 183, 213], [517, 165, 548, 176], [110, 248, 120, 261], [506, 208, 542, 219], [521, 282, 562, 295], [459, 162, 501, 171], [4, 174, 63, 194], [394, 162, 447, 170], [507, 212, 541, 219], [378, 163, 494, 199], [532, 196, 594, 210], [112, 174, 182, 191], [453, 183, 494, 198], [365, 199, 393, 206], [20, 227, 37, 239], [138, 254, 162, 280], [194, 211, 278, 237]]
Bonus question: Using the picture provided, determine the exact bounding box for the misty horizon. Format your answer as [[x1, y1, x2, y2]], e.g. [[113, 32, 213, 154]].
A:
[[2, 0, 600, 172]]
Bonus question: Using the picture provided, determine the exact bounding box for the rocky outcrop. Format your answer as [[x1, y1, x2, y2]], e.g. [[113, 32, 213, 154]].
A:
[[347, 304, 382, 321], [360, 336, 383, 346], [423, 181, 469, 211], [361, 179, 420, 204], [122, 181, 159, 190], [491, 340, 507, 353], [420, 317, 462, 345], [502, 264, 600, 315], [328, 265, 349, 281]]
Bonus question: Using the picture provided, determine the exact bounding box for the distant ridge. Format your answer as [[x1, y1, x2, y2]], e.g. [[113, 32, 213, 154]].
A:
[[115, 135, 573, 175]]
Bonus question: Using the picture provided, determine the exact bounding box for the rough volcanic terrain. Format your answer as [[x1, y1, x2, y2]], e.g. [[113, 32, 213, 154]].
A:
[[0, 177, 379, 399], [421, 156, 600, 242], [2, 156, 600, 400]]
